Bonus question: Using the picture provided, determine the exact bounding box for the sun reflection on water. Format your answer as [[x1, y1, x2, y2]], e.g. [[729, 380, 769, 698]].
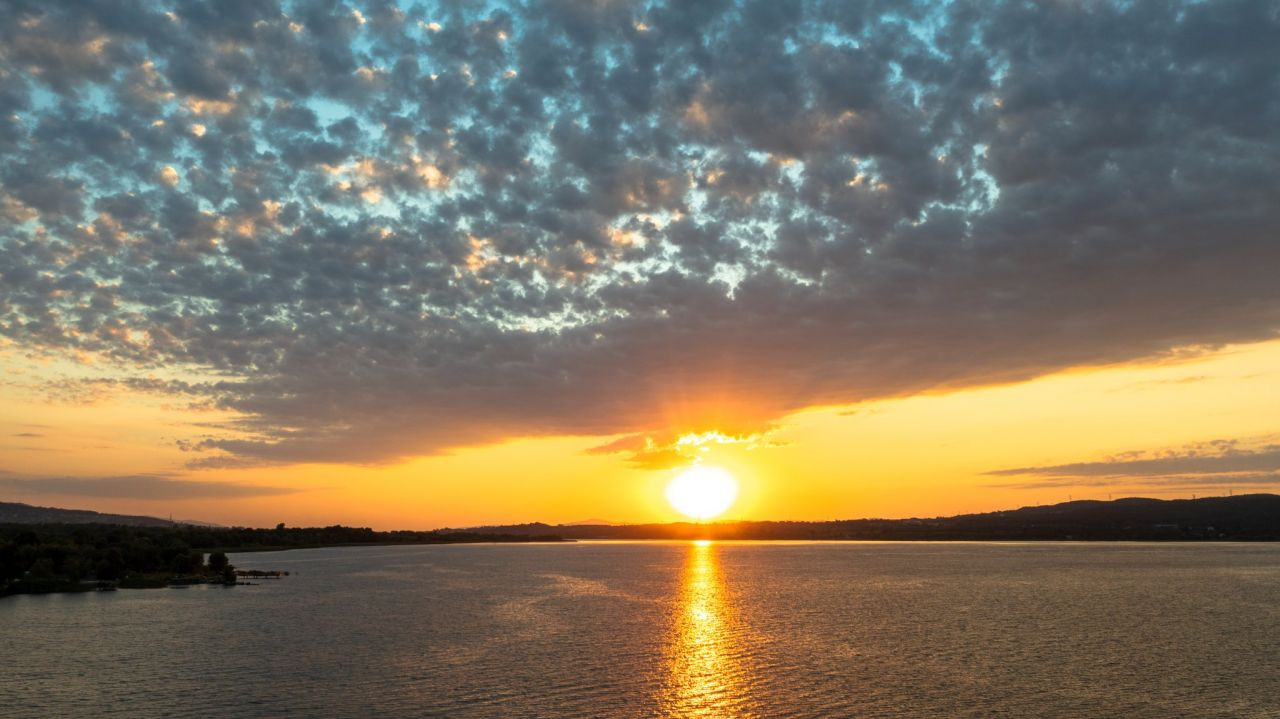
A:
[[662, 540, 755, 718]]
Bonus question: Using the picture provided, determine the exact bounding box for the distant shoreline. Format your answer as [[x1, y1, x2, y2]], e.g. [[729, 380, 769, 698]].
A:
[[5, 494, 1280, 597], [454, 494, 1280, 542], [217, 537, 572, 553]]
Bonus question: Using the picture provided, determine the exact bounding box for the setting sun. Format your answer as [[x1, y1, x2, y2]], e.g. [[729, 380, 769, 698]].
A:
[[665, 466, 739, 521]]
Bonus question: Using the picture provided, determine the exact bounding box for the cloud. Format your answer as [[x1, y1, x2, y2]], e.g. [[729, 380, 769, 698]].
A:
[[993, 472, 1280, 491], [987, 437, 1280, 489], [988, 447, 1280, 478], [0, 473, 302, 500], [587, 428, 780, 470], [1, 1, 1278, 467], [1108, 374, 1261, 393]]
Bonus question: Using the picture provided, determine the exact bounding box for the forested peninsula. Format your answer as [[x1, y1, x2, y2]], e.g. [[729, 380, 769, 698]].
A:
[[0, 522, 564, 597]]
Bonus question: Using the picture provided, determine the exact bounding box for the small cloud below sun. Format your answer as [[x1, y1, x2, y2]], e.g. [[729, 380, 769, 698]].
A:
[[589, 428, 782, 470]]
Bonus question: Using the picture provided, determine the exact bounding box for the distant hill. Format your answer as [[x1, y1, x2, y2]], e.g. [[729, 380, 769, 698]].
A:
[[0, 501, 218, 528], [456, 494, 1280, 541]]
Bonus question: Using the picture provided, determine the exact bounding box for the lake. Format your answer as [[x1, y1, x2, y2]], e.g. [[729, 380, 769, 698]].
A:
[[3, 541, 1279, 717]]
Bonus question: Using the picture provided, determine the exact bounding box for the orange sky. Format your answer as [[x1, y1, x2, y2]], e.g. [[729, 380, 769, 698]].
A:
[[4, 338, 1278, 529]]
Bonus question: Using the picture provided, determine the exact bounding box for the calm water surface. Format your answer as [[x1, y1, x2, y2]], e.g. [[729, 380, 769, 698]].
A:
[[3, 542, 1280, 718]]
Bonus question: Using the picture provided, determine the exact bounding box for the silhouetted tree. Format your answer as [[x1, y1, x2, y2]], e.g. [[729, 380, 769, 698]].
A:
[[170, 550, 202, 574], [207, 552, 229, 572], [27, 557, 55, 579], [0, 542, 20, 583], [64, 556, 88, 583], [95, 558, 122, 581]]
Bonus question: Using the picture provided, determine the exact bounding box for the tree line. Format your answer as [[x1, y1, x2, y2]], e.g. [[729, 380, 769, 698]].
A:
[[0, 523, 563, 596]]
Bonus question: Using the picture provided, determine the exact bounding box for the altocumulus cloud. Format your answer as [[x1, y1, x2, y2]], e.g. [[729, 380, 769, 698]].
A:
[[0, 474, 299, 500], [1, 0, 1279, 467], [987, 438, 1280, 489]]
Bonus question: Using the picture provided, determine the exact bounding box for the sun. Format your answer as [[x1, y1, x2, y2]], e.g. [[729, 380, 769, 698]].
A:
[[665, 465, 739, 521]]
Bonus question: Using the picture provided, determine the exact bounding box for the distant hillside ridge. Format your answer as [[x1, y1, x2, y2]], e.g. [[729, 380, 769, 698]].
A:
[[0, 501, 217, 527], [453, 494, 1280, 541]]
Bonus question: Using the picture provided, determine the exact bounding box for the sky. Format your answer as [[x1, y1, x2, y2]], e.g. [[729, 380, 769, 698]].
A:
[[1, 0, 1279, 529]]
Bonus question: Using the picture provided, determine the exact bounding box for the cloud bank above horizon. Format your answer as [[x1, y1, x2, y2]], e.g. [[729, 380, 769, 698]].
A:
[[988, 436, 1280, 490], [2, 0, 1278, 469]]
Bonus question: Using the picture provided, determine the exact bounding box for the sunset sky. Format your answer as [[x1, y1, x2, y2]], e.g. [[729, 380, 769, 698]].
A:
[[2, 0, 1278, 529]]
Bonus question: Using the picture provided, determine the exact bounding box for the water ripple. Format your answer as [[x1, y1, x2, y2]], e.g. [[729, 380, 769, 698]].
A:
[[3, 542, 1280, 718]]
